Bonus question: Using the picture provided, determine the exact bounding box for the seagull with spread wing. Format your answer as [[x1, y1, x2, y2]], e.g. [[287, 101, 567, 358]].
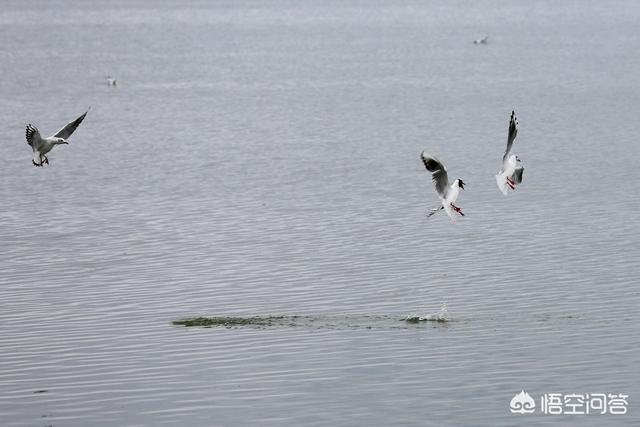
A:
[[26, 110, 88, 167], [496, 110, 524, 195], [421, 151, 466, 221]]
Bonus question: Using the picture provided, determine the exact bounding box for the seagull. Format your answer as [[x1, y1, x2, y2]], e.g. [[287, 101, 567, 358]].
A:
[[473, 35, 489, 44], [496, 110, 524, 195], [421, 151, 466, 221], [26, 111, 88, 167], [106, 76, 117, 86]]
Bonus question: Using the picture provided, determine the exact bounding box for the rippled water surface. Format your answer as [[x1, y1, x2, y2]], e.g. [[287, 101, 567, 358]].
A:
[[1, 1, 639, 426]]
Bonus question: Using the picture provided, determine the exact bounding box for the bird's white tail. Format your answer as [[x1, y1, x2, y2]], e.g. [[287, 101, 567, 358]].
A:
[[496, 173, 508, 196], [442, 202, 455, 222]]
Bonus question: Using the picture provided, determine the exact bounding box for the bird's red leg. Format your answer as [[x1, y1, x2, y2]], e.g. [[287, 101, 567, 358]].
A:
[[450, 204, 465, 216]]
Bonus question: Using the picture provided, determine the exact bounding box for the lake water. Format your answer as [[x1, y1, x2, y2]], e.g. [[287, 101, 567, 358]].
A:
[[1, 1, 638, 426]]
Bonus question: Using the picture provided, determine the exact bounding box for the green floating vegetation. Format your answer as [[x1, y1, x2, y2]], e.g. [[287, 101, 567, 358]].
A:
[[172, 316, 288, 327]]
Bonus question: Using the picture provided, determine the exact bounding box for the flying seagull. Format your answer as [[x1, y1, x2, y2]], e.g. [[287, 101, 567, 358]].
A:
[[421, 151, 466, 221], [495, 110, 524, 195], [26, 110, 88, 167]]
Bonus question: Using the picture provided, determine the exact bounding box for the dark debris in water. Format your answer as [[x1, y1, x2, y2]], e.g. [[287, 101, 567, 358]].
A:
[[172, 316, 290, 328], [404, 316, 449, 324], [33, 390, 48, 394], [172, 314, 450, 329]]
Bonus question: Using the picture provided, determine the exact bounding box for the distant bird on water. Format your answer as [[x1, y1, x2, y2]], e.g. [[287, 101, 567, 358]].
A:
[[25, 110, 88, 167], [421, 152, 466, 221], [106, 76, 117, 86], [473, 35, 489, 44], [496, 110, 524, 195]]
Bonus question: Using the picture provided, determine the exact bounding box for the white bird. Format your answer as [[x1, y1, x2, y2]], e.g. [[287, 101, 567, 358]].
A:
[[421, 151, 466, 221], [106, 76, 117, 86], [25, 111, 88, 167], [496, 110, 524, 195], [473, 35, 489, 44]]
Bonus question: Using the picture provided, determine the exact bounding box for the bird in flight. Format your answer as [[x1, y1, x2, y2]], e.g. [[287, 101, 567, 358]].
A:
[[495, 110, 524, 195], [421, 151, 466, 221], [25, 111, 88, 167]]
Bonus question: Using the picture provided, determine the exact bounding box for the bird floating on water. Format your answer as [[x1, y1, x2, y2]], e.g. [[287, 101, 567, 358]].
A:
[[496, 110, 524, 195], [25, 110, 88, 167], [473, 35, 489, 45], [421, 151, 466, 221], [106, 76, 117, 86]]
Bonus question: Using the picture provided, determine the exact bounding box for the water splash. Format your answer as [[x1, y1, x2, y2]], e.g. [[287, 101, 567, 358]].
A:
[[405, 302, 451, 323]]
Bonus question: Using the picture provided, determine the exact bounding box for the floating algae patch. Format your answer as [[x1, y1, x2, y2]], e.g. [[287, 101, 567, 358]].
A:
[[172, 316, 291, 328]]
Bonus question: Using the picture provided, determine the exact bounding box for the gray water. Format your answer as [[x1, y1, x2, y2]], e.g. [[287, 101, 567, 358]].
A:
[[1, 1, 639, 426]]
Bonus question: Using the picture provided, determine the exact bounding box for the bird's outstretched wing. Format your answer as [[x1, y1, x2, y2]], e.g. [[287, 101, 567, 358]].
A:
[[421, 151, 449, 198], [503, 110, 518, 163], [512, 166, 524, 184], [25, 124, 41, 147], [53, 110, 88, 139]]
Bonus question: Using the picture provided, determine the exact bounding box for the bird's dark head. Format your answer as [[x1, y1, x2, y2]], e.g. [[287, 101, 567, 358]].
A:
[[56, 138, 68, 145], [458, 179, 466, 190]]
